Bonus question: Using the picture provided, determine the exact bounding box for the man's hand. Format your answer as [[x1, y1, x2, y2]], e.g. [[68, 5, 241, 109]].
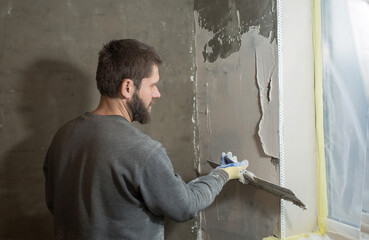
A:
[[217, 152, 248, 181]]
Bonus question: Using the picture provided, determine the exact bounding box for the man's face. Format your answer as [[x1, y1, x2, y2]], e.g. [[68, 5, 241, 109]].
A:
[[127, 65, 161, 124]]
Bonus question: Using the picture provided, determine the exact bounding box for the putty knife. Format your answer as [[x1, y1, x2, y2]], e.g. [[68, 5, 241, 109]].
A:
[[208, 160, 307, 210]]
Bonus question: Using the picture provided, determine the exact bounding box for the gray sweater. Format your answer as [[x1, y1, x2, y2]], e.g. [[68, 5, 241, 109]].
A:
[[43, 112, 228, 240]]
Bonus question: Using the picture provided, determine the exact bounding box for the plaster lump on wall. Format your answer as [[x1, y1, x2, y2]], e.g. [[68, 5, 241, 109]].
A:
[[255, 38, 279, 159]]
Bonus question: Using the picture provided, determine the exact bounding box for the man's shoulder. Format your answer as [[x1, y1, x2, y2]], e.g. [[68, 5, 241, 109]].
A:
[[53, 114, 85, 136], [128, 127, 162, 153], [52, 112, 164, 154]]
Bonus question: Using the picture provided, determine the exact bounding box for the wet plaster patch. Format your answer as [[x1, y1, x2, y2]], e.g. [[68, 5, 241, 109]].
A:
[[194, 0, 276, 62], [194, 0, 279, 160]]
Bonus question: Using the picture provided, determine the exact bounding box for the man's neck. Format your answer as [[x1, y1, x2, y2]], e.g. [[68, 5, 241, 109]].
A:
[[92, 96, 132, 122]]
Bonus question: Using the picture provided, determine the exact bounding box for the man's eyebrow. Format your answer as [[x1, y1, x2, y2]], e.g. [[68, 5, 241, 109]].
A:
[[151, 79, 159, 86]]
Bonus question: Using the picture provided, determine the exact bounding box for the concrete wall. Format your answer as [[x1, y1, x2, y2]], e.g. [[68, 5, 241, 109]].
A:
[[0, 1, 196, 239]]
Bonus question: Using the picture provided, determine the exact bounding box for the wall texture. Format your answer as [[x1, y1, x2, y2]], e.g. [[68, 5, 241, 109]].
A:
[[194, 0, 280, 239], [0, 0, 280, 239], [0, 0, 196, 239]]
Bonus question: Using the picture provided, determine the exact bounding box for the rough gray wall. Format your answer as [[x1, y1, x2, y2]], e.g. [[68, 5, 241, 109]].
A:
[[0, 0, 280, 239], [0, 0, 196, 239], [194, 0, 280, 239]]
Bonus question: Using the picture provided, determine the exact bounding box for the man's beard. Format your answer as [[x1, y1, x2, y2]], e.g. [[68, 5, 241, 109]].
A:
[[127, 91, 151, 124]]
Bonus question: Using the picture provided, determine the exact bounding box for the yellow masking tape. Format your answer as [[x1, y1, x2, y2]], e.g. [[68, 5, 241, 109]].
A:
[[313, 0, 328, 234]]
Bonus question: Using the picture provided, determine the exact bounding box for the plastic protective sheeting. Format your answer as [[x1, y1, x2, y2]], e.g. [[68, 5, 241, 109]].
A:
[[321, 0, 369, 229], [347, 0, 369, 216]]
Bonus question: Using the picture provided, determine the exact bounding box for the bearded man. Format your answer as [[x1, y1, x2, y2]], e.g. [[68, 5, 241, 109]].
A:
[[43, 39, 247, 240]]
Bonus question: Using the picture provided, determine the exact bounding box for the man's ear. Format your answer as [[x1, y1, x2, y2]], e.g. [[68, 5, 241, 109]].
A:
[[120, 79, 135, 99]]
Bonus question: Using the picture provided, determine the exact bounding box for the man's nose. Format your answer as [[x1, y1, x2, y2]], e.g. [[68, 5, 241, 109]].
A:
[[152, 86, 161, 98]]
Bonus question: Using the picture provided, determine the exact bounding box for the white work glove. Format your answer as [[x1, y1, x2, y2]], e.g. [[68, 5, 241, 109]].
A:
[[217, 152, 249, 181]]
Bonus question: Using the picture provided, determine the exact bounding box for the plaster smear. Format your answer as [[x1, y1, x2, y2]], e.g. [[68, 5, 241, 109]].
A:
[[255, 37, 279, 158], [194, 0, 280, 238]]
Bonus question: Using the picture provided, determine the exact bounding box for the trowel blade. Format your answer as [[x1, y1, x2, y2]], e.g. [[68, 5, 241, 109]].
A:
[[207, 160, 307, 210]]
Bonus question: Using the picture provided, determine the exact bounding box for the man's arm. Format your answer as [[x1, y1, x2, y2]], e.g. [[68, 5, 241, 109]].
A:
[[138, 147, 240, 222]]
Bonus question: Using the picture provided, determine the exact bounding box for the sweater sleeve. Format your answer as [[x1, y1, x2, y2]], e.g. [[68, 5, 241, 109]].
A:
[[139, 146, 229, 222]]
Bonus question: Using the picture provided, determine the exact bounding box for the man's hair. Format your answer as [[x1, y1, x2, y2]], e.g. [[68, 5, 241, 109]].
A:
[[96, 39, 162, 97]]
